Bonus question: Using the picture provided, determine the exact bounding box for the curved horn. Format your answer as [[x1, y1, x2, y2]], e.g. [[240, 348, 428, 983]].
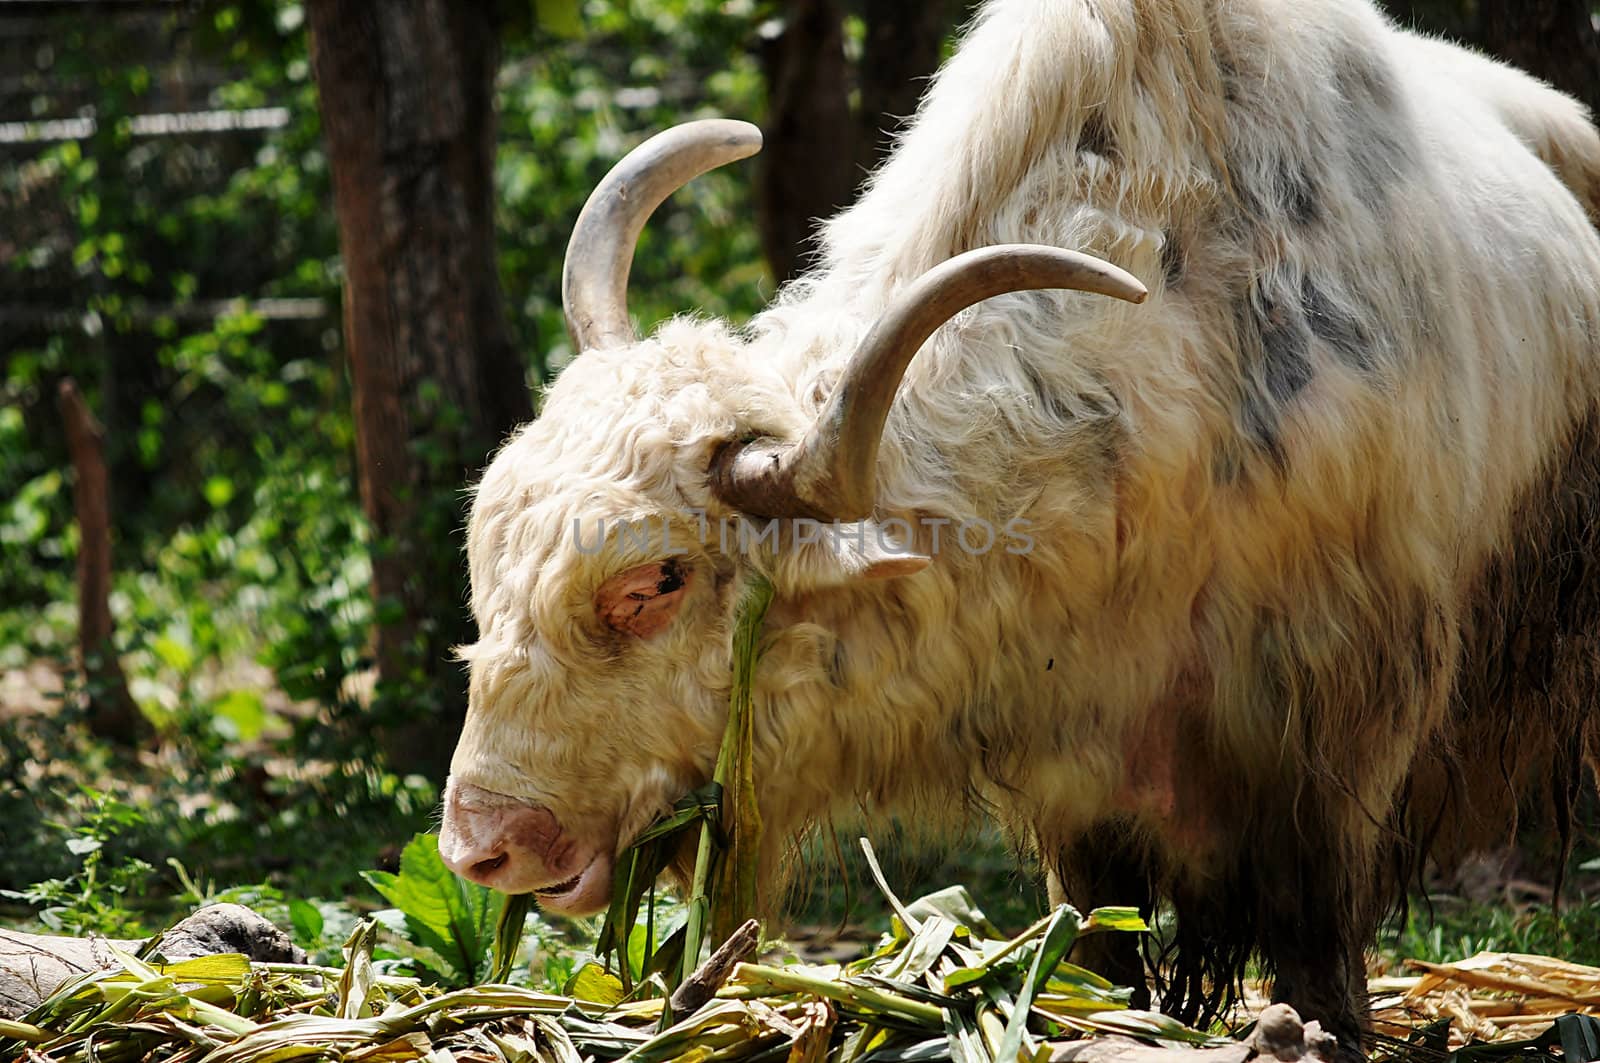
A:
[[562, 119, 763, 352], [711, 244, 1148, 521]]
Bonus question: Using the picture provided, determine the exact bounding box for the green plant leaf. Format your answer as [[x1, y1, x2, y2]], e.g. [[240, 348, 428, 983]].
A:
[[905, 885, 1004, 939], [157, 954, 252, 982], [566, 962, 626, 1006], [211, 689, 268, 741], [289, 898, 324, 944], [1082, 907, 1147, 934], [996, 905, 1081, 1063], [151, 634, 195, 675], [1070, 1008, 1229, 1046], [533, 0, 583, 38], [362, 833, 503, 985]]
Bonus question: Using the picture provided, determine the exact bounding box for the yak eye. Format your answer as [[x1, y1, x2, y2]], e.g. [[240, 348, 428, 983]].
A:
[[655, 559, 686, 594], [595, 559, 694, 638]]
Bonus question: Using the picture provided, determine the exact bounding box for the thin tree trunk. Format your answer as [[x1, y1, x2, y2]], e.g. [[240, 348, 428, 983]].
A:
[[756, 0, 969, 283], [307, 0, 533, 781], [57, 378, 143, 747], [1374, 0, 1477, 41], [757, 0, 858, 283], [1479, 0, 1600, 117], [856, 0, 965, 169]]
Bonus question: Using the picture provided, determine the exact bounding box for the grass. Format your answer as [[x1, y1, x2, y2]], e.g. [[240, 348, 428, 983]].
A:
[[1385, 896, 1600, 968]]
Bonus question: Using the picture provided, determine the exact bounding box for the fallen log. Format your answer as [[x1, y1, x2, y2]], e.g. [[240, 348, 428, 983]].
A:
[[0, 902, 305, 1019]]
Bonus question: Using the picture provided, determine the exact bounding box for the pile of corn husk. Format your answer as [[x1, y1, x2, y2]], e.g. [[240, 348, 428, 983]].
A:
[[1372, 953, 1600, 1048], [0, 882, 1221, 1063]]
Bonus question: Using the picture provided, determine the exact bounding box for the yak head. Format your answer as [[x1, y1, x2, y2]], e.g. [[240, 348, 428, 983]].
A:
[[436, 120, 1145, 912]]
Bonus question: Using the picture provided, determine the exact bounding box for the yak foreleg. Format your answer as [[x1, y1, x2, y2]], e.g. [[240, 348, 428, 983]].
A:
[[1049, 820, 1155, 1010]]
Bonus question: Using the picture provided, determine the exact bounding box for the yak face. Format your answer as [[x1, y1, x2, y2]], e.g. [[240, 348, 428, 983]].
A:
[[437, 323, 931, 912], [434, 120, 1143, 913], [439, 325, 769, 911]]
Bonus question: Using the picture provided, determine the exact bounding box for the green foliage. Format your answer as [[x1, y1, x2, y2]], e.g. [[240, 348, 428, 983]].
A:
[[356, 833, 599, 992], [364, 833, 507, 987], [0, 791, 154, 938], [1386, 900, 1600, 967], [0, 0, 772, 911], [496, 0, 769, 384], [533, 0, 585, 39], [591, 789, 715, 997]]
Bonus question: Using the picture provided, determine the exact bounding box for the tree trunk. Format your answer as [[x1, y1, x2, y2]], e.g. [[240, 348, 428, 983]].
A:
[[757, 0, 858, 283], [856, 0, 965, 168], [57, 378, 144, 747], [1479, 0, 1600, 117], [1374, 1, 1477, 41], [756, 1, 969, 283], [307, 0, 533, 781], [1377, 0, 1600, 120]]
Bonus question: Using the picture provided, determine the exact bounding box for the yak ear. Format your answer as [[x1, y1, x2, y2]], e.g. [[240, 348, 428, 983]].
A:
[[775, 519, 931, 590], [596, 558, 695, 638]]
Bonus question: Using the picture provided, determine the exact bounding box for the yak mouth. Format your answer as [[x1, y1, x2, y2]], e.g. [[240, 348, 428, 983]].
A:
[[536, 872, 583, 896], [529, 853, 613, 915]]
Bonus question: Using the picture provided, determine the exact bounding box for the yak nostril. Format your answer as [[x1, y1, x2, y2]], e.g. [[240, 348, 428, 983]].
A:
[[472, 852, 509, 878]]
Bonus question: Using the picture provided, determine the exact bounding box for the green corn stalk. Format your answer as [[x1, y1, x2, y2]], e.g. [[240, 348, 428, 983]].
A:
[[491, 892, 534, 984], [681, 574, 774, 991]]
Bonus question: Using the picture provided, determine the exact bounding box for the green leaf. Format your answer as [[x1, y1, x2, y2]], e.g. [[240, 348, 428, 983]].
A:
[[1043, 962, 1117, 994], [944, 1001, 992, 1063], [337, 919, 379, 1018], [1083, 907, 1147, 933], [533, 0, 583, 38], [710, 576, 774, 946], [157, 954, 252, 982], [641, 922, 689, 982], [996, 906, 1081, 1063], [631, 784, 719, 846], [627, 919, 653, 983], [210, 689, 267, 741], [151, 634, 195, 675], [905, 885, 1004, 939], [941, 913, 1054, 992], [1070, 1009, 1229, 1046], [859, 837, 920, 937], [491, 892, 533, 984], [289, 898, 323, 944], [884, 914, 956, 983], [203, 475, 235, 508], [566, 962, 626, 1006], [362, 833, 503, 985]]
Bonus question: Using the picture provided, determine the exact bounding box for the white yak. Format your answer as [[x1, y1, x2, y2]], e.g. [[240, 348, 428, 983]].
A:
[[439, 0, 1600, 1051]]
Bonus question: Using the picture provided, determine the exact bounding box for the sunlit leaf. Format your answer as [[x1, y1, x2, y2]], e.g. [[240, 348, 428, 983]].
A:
[[533, 0, 583, 38], [566, 962, 626, 1006], [363, 833, 503, 986]]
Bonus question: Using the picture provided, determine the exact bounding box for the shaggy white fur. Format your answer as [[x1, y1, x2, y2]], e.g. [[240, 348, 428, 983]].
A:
[[446, 0, 1600, 1045]]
